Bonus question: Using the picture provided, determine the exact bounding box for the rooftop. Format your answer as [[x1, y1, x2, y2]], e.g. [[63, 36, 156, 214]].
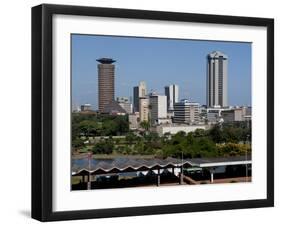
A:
[[175, 99, 200, 105], [96, 58, 116, 64], [208, 51, 228, 59], [103, 100, 127, 114]]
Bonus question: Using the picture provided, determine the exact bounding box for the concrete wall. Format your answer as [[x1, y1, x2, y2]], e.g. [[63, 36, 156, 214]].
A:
[[156, 125, 206, 136]]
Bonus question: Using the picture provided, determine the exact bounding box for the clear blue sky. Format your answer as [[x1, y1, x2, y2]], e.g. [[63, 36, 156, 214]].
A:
[[72, 34, 251, 110]]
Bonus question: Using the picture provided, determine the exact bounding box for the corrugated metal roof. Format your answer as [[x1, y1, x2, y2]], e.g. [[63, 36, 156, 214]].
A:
[[72, 156, 251, 175]]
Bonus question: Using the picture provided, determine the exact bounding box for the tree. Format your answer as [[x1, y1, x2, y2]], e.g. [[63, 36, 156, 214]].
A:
[[144, 132, 159, 142], [72, 137, 85, 149], [92, 139, 114, 154], [140, 121, 150, 131], [193, 129, 207, 137], [125, 132, 136, 145], [162, 144, 180, 158], [186, 133, 195, 145], [171, 131, 186, 145], [163, 132, 171, 142], [222, 127, 243, 143], [209, 124, 224, 143], [135, 140, 145, 154], [114, 115, 129, 135], [195, 137, 218, 157], [78, 120, 101, 137], [102, 120, 118, 136], [144, 132, 161, 150], [217, 143, 251, 157]]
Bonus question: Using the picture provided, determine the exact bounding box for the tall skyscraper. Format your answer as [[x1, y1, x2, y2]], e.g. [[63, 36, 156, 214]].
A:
[[165, 84, 179, 111], [133, 81, 147, 112], [139, 97, 149, 122], [97, 58, 116, 112], [149, 94, 167, 125], [206, 51, 228, 107]]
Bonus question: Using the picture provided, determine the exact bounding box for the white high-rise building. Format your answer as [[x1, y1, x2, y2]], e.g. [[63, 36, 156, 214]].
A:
[[207, 51, 228, 107], [149, 94, 167, 125], [129, 113, 139, 130], [133, 81, 147, 112], [165, 84, 179, 111], [139, 97, 149, 122]]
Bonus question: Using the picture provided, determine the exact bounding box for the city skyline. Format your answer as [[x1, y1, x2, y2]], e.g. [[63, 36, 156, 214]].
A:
[[72, 34, 252, 110]]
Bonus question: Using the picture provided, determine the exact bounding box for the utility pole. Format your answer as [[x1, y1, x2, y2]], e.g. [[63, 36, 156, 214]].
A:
[[180, 151, 184, 184], [245, 134, 249, 182], [87, 151, 92, 190]]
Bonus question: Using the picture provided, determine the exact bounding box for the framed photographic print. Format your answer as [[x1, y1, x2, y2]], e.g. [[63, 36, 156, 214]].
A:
[[32, 4, 274, 221]]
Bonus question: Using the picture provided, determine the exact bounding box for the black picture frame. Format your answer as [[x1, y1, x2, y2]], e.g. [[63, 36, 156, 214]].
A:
[[32, 3, 274, 222]]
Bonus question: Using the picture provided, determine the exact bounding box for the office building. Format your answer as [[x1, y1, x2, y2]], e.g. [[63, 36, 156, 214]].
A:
[[206, 51, 228, 107], [116, 97, 129, 103], [97, 58, 116, 112], [241, 106, 252, 117], [116, 97, 132, 114], [241, 106, 252, 121], [206, 108, 222, 123], [149, 94, 167, 124], [133, 81, 147, 112], [80, 103, 91, 112], [129, 113, 139, 130], [221, 108, 244, 123], [174, 99, 200, 124], [165, 84, 179, 111], [139, 97, 149, 122]]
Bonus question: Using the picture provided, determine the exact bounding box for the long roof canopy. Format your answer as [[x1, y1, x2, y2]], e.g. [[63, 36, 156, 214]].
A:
[[72, 156, 251, 176]]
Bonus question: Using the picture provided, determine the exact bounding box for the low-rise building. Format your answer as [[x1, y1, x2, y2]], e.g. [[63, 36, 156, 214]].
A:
[[206, 108, 221, 123], [156, 118, 172, 125], [129, 113, 139, 130], [81, 103, 92, 112], [221, 108, 243, 122], [173, 99, 200, 124], [117, 97, 133, 114], [241, 106, 252, 121], [204, 106, 232, 124], [154, 124, 207, 136], [203, 106, 251, 124]]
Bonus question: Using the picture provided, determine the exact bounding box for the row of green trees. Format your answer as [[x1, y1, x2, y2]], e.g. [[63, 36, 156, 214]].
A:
[[82, 129, 251, 158], [72, 113, 129, 139], [209, 123, 251, 143]]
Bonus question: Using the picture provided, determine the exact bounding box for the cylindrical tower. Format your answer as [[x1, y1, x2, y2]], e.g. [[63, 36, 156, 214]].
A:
[[97, 58, 116, 112]]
